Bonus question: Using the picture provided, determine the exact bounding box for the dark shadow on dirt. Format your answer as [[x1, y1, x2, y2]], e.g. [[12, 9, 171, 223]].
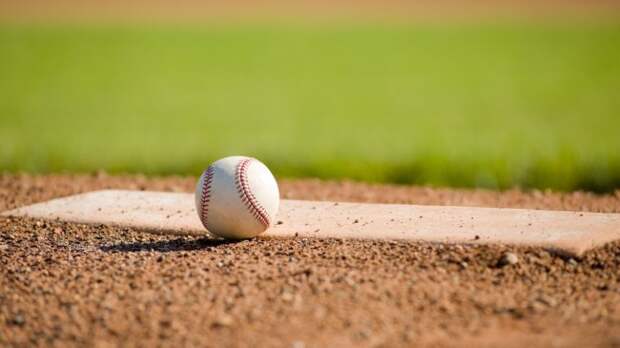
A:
[[100, 237, 237, 253]]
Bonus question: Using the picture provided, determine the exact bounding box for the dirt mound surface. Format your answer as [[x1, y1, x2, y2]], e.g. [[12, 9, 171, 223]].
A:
[[1, 174, 619, 347]]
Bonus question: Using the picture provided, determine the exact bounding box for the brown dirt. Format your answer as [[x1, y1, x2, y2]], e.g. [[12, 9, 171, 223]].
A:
[[2, 0, 620, 23], [1, 173, 620, 347]]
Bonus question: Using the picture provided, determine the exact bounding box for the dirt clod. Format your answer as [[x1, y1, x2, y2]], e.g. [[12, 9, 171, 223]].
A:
[[499, 252, 520, 267]]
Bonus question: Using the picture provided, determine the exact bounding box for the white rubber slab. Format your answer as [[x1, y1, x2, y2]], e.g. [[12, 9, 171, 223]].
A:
[[2, 190, 619, 256]]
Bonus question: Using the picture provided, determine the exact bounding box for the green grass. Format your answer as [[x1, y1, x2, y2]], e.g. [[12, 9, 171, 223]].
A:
[[1, 22, 619, 191]]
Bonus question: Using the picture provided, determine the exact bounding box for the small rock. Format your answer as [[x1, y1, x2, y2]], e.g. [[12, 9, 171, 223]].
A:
[[276, 221, 284, 225], [281, 292, 294, 302], [212, 314, 233, 328], [9, 314, 25, 326], [498, 252, 519, 267]]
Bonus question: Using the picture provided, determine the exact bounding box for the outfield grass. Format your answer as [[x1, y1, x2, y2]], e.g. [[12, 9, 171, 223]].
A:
[[1, 22, 619, 191]]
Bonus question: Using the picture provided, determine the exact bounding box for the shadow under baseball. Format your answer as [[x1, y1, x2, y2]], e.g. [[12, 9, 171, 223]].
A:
[[100, 237, 237, 253]]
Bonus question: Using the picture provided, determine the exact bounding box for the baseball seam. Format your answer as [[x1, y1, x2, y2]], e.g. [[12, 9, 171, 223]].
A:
[[235, 158, 271, 227], [199, 165, 215, 227]]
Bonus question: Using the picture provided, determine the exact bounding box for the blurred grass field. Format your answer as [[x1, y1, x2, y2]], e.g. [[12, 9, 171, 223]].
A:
[[1, 22, 619, 191]]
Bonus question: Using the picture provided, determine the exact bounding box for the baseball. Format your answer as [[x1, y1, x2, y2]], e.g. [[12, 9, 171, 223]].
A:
[[195, 156, 280, 239]]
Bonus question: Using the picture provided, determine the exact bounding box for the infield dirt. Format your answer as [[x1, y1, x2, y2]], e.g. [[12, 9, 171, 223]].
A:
[[2, 0, 620, 22], [1, 174, 620, 347]]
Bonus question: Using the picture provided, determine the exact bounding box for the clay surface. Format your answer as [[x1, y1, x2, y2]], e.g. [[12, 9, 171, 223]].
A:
[[3, 189, 620, 257], [2, 0, 619, 22], [1, 174, 620, 347]]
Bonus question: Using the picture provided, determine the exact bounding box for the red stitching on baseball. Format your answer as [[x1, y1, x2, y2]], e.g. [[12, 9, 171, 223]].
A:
[[199, 165, 215, 227], [235, 158, 271, 227]]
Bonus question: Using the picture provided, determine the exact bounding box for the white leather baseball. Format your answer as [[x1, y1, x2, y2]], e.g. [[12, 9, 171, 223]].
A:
[[195, 156, 280, 239]]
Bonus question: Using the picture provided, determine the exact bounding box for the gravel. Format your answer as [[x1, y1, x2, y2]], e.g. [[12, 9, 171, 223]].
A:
[[1, 173, 620, 347]]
